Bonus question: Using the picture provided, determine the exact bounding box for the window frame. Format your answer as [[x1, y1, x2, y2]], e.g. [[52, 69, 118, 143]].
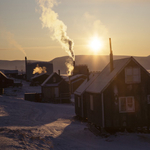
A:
[[125, 67, 141, 84], [119, 96, 135, 113]]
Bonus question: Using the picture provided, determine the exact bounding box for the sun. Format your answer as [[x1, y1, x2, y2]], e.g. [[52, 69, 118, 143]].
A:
[[89, 36, 103, 53]]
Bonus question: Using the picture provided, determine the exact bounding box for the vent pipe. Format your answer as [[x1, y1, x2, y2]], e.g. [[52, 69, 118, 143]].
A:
[[109, 38, 114, 72], [58, 70, 60, 75], [25, 57, 27, 80]]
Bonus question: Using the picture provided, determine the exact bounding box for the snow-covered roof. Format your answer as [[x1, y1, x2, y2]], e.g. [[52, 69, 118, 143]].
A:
[[147, 70, 150, 73], [74, 72, 100, 96], [31, 73, 47, 80], [41, 72, 55, 86], [65, 74, 85, 82], [86, 57, 132, 94], [42, 80, 63, 87], [0, 71, 8, 79]]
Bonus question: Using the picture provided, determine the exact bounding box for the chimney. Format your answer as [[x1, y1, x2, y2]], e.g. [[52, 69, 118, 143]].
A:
[[58, 70, 60, 75], [109, 38, 113, 72], [25, 57, 27, 80]]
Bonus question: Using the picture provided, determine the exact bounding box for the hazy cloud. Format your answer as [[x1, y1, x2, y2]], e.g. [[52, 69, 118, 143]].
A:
[[83, 12, 109, 37]]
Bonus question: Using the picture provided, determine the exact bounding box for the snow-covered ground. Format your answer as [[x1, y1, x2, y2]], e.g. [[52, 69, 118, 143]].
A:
[[0, 79, 150, 150]]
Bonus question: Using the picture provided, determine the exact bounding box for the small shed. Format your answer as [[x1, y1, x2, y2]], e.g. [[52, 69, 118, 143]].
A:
[[85, 57, 150, 130], [41, 72, 70, 103], [24, 93, 42, 102]]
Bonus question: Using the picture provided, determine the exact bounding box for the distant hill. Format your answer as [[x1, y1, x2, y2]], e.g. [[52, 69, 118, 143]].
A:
[[52, 55, 150, 74], [0, 60, 38, 73], [0, 55, 150, 74]]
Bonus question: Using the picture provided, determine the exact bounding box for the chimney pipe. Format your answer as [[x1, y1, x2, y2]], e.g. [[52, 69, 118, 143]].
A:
[[109, 38, 114, 72], [25, 57, 27, 80], [58, 70, 60, 75]]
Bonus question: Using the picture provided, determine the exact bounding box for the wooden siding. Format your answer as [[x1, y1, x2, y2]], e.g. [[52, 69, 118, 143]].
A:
[[86, 93, 102, 127], [103, 59, 150, 129], [75, 93, 87, 119]]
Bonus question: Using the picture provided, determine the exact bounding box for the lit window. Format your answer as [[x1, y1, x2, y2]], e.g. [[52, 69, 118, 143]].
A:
[[147, 95, 150, 104], [119, 97, 135, 113], [125, 67, 141, 84], [90, 95, 94, 111], [78, 97, 80, 107]]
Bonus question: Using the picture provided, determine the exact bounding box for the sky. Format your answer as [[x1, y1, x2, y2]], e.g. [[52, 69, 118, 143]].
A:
[[0, 0, 150, 61]]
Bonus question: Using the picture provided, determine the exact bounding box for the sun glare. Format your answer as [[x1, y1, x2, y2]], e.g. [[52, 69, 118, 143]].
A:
[[89, 36, 103, 54]]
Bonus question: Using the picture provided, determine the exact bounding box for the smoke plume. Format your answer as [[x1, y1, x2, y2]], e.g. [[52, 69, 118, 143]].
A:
[[65, 58, 74, 75], [37, 0, 75, 74], [6, 32, 26, 56], [33, 64, 47, 74]]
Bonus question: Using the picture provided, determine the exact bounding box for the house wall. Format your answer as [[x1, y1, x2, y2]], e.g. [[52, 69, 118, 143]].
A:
[[42, 86, 54, 102], [75, 94, 82, 117], [75, 93, 88, 119], [86, 92, 102, 127], [103, 60, 150, 129]]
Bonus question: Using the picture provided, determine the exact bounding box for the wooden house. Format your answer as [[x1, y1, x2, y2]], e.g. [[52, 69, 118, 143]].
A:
[[41, 72, 70, 103], [82, 56, 150, 130]]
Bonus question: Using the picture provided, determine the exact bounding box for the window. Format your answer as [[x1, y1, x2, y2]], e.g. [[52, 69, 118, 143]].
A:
[[78, 97, 80, 107], [119, 97, 135, 113], [147, 95, 150, 104], [90, 95, 94, 111], [125, 67, 141, 84]]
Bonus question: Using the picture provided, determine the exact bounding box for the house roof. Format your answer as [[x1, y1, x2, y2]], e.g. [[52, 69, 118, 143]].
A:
[[86, 57, 134, 94], [86, 56, 150, 94], [31, 73, 47, 80], [41, 72, 55, 86], [65, 74, 86, 82], [0, 71, 8, 79], [74, 72, 100, 96], [42, 80, 63, 87], [41, 72, 63, 86]]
